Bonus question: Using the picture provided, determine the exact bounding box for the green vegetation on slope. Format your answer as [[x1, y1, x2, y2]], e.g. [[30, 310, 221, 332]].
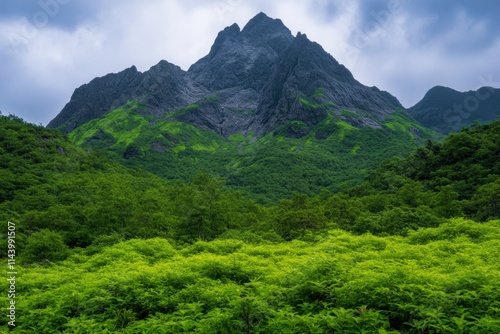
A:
[[68, 100, 440, 203], [1, 116, 497, 251], [1, 115, 499, 332], [68, 100, 150, 147], [0, 114, 88, 203], [356, 120, 500, 223]]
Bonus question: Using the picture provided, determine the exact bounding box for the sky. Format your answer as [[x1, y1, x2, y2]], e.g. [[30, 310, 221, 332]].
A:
[[0, 0, 499, 125]]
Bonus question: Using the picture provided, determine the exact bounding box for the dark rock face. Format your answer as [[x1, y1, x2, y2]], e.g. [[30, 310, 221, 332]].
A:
[[137, 60, 193, 115], [48, 66, 144, 132], [186, 14, 294, 113], [250, 32, 401, 135], [48, 12, 403, 137], [408, 86, 500, 134]]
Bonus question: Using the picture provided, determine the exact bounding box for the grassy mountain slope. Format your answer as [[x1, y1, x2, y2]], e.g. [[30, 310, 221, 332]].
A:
[[0, 114, 269, 250], [68, 100, 440, 202]]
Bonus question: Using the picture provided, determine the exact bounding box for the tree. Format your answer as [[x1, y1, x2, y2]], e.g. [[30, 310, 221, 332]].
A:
[[472, 179, 500, 221], [433, 185, 463, 218], [23, 229, 69, 263], [173, 172, 229, 241], [274, 193, 327, 240], [324, 194, 361, 230]]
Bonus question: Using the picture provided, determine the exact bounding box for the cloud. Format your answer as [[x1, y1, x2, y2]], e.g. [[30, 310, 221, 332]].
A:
[[0, 0, 499, 124]]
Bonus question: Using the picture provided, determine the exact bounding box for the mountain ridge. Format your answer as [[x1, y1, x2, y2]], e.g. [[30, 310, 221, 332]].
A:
[[408, 85, 500, 134]]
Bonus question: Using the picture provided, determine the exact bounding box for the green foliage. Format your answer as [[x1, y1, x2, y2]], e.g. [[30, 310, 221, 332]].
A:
[[273, 193, 327, 240], [0, 115, 86, 203], [68, 100, 150, 146], [1, 115, 500, 332], [1, 115, 498, 244], [364, 120, 500, 223], [23, 229, 69, 263], [2, 220, 500, 332], [471, 178, 500, 221]]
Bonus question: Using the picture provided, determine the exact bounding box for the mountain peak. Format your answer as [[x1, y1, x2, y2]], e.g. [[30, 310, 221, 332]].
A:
[[241, 12, 291, 37], [211, 23, 240, 46], [244, 12, 273, 25], [427, 85, 457, 94], [220, 22, 241, 37]]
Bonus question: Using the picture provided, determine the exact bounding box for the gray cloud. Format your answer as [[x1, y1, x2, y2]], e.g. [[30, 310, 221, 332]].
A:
[[0, 0, 498, 125], [355, 0, 500, 52], [0, 0, 98, 31]]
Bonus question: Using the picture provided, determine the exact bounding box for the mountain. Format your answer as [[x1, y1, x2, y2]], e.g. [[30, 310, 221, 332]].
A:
[[48, 12, 402, 136], [47, 13, 438, 201], [408, 85, 500, 134]]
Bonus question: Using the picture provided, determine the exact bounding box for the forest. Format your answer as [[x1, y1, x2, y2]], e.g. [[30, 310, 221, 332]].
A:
[[0, 114, 499, 332]]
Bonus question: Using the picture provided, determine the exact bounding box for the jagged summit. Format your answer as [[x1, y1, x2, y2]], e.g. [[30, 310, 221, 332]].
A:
[[241, 12, 291, 37], [48, 12, 403, 137]]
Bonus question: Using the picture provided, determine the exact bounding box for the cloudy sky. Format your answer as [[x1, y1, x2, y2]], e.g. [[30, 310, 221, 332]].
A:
[[1, 0, 499, 125]]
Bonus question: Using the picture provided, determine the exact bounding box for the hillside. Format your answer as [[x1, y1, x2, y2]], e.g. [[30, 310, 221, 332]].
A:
[[1, 115, 499, 332], [408, 85, 500, 134], [66, 100, 438, 202], [3, 115, 498, 246], [0, 114, 268, 248]]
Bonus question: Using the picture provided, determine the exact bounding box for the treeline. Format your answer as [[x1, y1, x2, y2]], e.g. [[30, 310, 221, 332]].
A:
[[0, 115, 498, 263]]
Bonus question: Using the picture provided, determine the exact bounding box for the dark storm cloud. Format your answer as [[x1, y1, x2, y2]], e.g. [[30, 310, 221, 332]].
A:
[[355, 0, 500, 52]]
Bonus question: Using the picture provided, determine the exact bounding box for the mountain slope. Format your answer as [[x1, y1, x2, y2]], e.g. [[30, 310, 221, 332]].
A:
[[408, 85, 500, 134], [47, 61, 192, 133], [67, 100, 437, 202], [250, 32, 402, 136]]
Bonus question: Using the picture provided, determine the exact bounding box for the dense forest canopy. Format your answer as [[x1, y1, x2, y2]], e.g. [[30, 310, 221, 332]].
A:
[[0, 115, 499, 332]]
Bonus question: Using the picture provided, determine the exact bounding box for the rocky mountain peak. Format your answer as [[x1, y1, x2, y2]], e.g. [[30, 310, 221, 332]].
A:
[[49, 12, 404, 138], [186, 12, 295, 103], [207, 23, 241, 58], [47, 65, 144, 131], [241, 12, 291, 37]]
